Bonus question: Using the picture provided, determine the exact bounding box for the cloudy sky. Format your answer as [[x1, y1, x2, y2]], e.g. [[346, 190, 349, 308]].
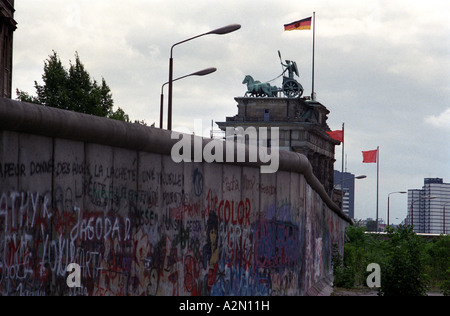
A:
[[12, 0, 450, 224]]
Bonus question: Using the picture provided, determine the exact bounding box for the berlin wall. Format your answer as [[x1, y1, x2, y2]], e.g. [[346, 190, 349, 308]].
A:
[[0, 98, 351, 296]]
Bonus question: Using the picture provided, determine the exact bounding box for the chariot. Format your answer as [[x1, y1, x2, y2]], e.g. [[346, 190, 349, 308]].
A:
[[281, 75, 303, 98], [242, 52, 304, 98]]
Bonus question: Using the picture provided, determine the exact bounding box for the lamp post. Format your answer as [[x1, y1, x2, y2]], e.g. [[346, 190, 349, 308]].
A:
[[160, 68, 217, 129], [167, 24, 241, 131], [387, 191, 406, 227], [410, 196, 436, 232]]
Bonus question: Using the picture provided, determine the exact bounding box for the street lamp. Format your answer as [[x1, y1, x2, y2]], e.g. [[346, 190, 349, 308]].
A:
[[410, 195, 436, 232], [333, 175, 366, 190], [387, 191, 407, 227], [167, 24, 241, 131], [333, 175, 366, 216], [160, 67, 217, 129]]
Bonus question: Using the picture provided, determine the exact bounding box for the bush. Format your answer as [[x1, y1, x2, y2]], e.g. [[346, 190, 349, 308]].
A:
[[378, 225, 429, 296], [424, 235, 450, 291], [333, 225, 441, 296], [440, 268, 450, 296], [332, 226, 371, 288], [332, 243, 355, 288]]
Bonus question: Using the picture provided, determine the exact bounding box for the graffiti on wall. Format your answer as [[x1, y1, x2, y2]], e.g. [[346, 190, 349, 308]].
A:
[[0, 140, 345, 296]]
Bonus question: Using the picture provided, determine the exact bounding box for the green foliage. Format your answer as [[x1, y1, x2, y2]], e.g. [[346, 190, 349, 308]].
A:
[[440, 268, 450, 296], [424, 235, 450, 283], [333, 225, 449, 296], [332, 226, 372, 288], [379, 225, 429, 296], [332, 243, 350, 288], [108, 107, 130, 122], [364, 220, 377, 232], [342, 226, 367, 287], [16, 51, 129, 121], [423, 235, 450, 295]]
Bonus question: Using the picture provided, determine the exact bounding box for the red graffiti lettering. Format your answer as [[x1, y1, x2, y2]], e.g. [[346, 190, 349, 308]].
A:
[[218, 198, 251, 225]]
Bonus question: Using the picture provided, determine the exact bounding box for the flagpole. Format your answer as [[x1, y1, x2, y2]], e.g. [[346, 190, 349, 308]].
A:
[[341, 122, 345, 206], [376, 146, 380, 231], [311, 11, 316, 100]]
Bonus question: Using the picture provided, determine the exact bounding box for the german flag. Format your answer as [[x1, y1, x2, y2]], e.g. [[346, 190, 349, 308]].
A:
[[284, 17, 312, 31]]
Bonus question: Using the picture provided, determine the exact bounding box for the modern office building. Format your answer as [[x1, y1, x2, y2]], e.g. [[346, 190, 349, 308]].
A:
[[333, 170, 355, 219], [407, 178, 450, 234]]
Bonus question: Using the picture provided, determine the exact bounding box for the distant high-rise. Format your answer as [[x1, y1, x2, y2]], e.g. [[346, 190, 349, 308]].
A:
[[0, 0, 16, 98], [407, 178, 450, 234], [334, 170, 355, 219]]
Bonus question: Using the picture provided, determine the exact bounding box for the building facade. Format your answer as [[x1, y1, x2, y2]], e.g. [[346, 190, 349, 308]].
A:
[[0, 0, 16, 98], [216, 97, 340, 195], [407, 178, 450, 234], [334, 170, 355, 219]]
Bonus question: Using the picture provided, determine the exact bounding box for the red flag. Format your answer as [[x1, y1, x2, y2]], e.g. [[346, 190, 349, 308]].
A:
[[362, 149, 378, 163], [327, 130, 343, 143]]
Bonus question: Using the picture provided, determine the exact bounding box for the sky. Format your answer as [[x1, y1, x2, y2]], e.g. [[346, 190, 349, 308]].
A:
[[12, 0, 450, 224]]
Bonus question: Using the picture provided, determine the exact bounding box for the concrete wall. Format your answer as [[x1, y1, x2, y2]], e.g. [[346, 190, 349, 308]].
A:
[[0, 98, 350, 296]]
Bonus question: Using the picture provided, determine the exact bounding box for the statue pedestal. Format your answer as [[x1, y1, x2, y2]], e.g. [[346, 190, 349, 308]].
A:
[[216, 97, 339, 194]]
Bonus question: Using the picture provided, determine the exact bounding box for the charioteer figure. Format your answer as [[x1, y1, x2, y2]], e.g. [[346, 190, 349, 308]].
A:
[[281, 59, 299, 80], [242, 51, 304, 98]]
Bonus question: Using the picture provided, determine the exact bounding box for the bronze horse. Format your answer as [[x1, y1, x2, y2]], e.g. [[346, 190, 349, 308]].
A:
[[242, 75, 278, 98]]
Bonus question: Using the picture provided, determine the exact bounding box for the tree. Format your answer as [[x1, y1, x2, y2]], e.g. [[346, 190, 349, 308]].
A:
[[365, 220, 377, 232], [333, 225, 449, 295], [379, 225, 429, 296], [108, 106, 130, 122], [424, 235, 450, 293], [440, 268, 450, 296], [16, 51, 129, 121]]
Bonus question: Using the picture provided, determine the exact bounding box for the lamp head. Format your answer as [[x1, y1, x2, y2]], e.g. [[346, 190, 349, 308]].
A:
[[207, 24, 241, 35], [191, 67, 217, 76]]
